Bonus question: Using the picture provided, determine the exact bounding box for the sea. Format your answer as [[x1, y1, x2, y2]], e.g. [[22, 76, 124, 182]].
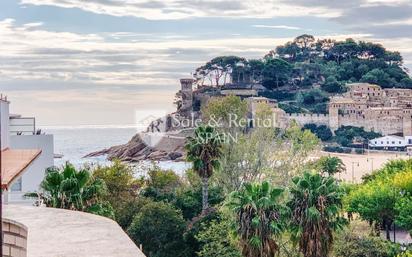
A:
[[42, 125, 191, 176]]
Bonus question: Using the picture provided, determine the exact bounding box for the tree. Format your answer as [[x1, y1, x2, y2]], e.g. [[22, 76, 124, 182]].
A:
[[288, 172, 346, 257], [315, 156, 346, 176], [201, 95, 248, 130], [262, 58, 293, 89], [196, 217, 241, 257], [321, 76, 345, 93], [194, 56, 247, 87], [227, 181, 285, 257], [39, 162, 114, 218], [127, 201, 189, 257], [185, 125, 223, 213], [141, 165, 182, 202], [92, 160, 141, 214]]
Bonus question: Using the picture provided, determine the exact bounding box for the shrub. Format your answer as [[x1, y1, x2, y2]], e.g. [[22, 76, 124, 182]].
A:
[[196, 218, 241, 257], [334, 230, 400, 257], [127, 201, 189, 257], [303, 123, 333, 141]]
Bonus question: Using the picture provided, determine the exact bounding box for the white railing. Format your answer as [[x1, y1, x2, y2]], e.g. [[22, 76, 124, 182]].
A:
[[9, 117, 37, 135]]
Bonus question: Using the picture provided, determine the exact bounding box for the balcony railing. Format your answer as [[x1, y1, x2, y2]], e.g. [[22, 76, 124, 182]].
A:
[[9, 117, 37, 135]]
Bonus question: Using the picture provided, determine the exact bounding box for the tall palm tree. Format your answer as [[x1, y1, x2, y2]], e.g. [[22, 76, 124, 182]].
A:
[[227, 181, 285, 257], [185, 125, 223, 213], [288, 172, 346, 257]]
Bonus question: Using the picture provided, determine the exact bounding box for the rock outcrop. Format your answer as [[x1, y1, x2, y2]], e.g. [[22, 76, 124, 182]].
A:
[[84, 133, 187, 162]]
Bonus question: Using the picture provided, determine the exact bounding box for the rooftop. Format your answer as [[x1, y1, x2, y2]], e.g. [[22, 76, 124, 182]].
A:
[[1, 149, 42, 189], [4, 205, 146, 257]]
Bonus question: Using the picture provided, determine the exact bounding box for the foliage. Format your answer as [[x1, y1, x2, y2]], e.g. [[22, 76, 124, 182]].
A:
[[127, 201, 189, 257], [185, 125, 224, 212], [196, 217, 241, 257], [334, 229, 400, 257], [278, 102, 306, 114], [261, 58, 293, 89], [334, 126, 382, 147], [310, 156, 346, 176], [115, 197, 152, 230], [395, 196, 412, 234], [174, 185, 225, 220], [39, 162, 114, 218], [194, 56, 247, 87], [92, 160, 141, 219], [288, 172, 347, 257], [303, 123, 333, 141], [141, 165, 182, 202], [346, 159, 412, 239], [227, 181, 286, 257], [201, 95, 248, 130]]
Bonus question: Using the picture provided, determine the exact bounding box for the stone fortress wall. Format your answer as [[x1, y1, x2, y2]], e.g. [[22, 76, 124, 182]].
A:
[[178, 79, 412, 136]]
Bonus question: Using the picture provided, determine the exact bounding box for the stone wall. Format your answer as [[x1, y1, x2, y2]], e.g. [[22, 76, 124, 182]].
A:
[[2, 219, 28, 257], [286, 113, 329, 126]]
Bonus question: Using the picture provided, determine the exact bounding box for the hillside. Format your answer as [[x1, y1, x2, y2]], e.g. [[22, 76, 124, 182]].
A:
[[193, 35, 412, 114]]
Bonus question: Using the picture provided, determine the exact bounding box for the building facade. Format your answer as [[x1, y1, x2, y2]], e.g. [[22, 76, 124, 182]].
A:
[[0, 94, 54, 204]]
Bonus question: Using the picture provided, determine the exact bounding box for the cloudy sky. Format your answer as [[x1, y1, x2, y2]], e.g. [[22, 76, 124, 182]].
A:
[[1, 0, 412, 126]]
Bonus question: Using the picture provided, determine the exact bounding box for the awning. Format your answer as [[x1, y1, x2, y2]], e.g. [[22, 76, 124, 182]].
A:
[[1, 149, 42, 189]]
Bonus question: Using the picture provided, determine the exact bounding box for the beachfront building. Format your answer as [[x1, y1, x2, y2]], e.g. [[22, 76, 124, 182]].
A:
[[368, 135, 407, 151], [0, 94, 54, 204]]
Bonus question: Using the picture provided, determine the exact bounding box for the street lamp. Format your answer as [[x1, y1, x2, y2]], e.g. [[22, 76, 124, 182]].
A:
[[351, 161, 360, 183]]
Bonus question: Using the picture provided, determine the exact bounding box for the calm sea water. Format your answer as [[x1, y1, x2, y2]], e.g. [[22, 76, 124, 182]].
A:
[[42, 126, 190, 175]]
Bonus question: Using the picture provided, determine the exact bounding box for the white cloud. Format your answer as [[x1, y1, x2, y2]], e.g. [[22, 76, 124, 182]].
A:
[[252, 25, 302, 30], [19, 0, 339, 20]]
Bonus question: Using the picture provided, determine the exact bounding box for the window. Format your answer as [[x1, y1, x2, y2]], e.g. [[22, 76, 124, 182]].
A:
[[392, 141, 395, 144], [10, 178, 22, 192]]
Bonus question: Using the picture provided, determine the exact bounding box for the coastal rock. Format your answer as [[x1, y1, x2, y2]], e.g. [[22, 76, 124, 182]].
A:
[[84, 132, 187, 162], [168, 151, 183, 160]]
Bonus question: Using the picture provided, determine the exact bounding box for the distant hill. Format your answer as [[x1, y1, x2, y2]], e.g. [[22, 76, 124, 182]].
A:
[[193, 35, 412, 114]]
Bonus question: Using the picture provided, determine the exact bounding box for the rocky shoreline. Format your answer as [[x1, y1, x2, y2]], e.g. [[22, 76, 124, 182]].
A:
[[84, 133, 187, 162]]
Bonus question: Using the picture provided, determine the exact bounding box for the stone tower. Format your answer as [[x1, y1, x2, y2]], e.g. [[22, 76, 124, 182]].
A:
[[328, 103, 339, 134], [180, 78, 194, 114], [403, 112, 412, 136]]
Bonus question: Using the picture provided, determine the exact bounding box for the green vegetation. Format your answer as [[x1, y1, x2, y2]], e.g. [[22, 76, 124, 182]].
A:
[[194, 35, 412, 114], [346, 159, 412, 241], [37, 162, 114, 218], [288, 172, 347, 257], [127, 201, 189, 257], [227, 181, 285, 257], [37, 96, 412, 257], [303, 123, 333, 141], [185, 125, 224, 213]]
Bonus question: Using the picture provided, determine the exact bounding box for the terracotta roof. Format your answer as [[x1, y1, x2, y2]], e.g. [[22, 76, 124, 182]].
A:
[[1, 148, 42, 189]]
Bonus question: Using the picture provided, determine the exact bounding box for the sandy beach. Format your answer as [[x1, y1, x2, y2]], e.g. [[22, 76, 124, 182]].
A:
[[317, 151, 411, 183]]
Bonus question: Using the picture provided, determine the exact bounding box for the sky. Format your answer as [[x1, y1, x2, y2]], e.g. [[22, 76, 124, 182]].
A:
[[0, 0, 412, 126]]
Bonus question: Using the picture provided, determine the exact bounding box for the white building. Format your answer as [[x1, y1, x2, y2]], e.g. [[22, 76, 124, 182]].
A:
[[369, 135, 406, 149], [1, 94, 54, 204]]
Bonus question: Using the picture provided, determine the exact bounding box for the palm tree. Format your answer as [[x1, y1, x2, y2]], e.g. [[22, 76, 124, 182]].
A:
[[39, 162, 112, 217], [316, 156, 345, 176], [288, 172, 346, 257], [227, 181, 285, 257], [185, 125, 223, 213]]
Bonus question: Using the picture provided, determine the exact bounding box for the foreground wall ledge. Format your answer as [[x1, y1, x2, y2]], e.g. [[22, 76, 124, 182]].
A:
[[3, 205, 146, 257]]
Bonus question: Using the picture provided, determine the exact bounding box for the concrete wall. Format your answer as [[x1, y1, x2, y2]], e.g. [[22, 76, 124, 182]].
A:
[[1, 99, 10, 150], [8, 134, 54, 203], [2, 219, 28, 257]]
